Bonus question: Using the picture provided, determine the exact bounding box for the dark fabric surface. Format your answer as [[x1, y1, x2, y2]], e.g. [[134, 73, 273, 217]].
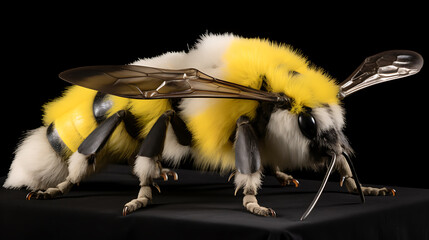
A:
[[1, 164, 428, 240]]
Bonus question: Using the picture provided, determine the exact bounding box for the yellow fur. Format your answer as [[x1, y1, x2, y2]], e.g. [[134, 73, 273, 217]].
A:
[[54, 101, 97, 152], [42, 86, 172, 157], [188, 37, 339, 171], [225, 37, 339, 112], [43, 86, 98, 152], [42, 36, 340, 172], [43, 86, 97, 126], [128, 99, 172, 138], [188, 99, 258, 171]]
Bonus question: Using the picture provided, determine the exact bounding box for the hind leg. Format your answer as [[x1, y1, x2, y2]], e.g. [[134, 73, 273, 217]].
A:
[[336, 153, 396, 196], [26, 151, 94, 199], [234, 116, 276, 217], [274, 166, 299, 188], [27, 110, 128, 199]]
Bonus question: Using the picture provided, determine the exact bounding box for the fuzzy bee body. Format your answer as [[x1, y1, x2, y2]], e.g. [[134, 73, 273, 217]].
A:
[[4, 33, 423, 220], [44, 88, 172, 164]]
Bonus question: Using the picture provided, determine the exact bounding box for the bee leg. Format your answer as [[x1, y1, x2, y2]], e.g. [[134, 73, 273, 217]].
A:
[[337, 152, 396, 197], [124, 110, 187, 215], [77, 110, 127, 157], [160, 168, 179, 181], [228, 170, 237, 182], [25, 152, 94, 200], [275, 166, 299, 188], [123, 184, 152, 216], [26, 179, 73, 200], [68, 110, 128, 182], [138, 109, 191, 157], [234, 116, 276, 217], [27, 110, 128, 200], [139, 109, 187, 181], [234, 171, 276, 217]]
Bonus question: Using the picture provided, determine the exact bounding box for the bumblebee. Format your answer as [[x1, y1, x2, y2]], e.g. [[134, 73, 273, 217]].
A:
[[3, 33, 423, 220]]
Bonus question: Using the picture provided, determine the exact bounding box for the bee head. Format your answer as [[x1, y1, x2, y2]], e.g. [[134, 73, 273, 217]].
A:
[[265, 101, 352, 168], [298, 105, 351, 160]]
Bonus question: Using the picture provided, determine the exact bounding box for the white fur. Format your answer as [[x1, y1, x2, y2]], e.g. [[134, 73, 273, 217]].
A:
[[4, 34, 347, 193], [162, 124, 191, 167], [185, 33, 235, 77], [67, 152, 91, 184], [132, 33, 235, 78], [133, 51, 187, 69], [329, 104, 346, 130], [262, 104, 346, 171], [3, 127, 68, 190], [133, 33, 236, 122], [262, 109, 311, 170], [133, 33, 238, 166], [234, 171, 263, 194], [133, 156, 159, 184], [311, 104, 345, 132], [312, 107, 334, 131], [179, 98, 218, 120], [181, 34, 237, 120]]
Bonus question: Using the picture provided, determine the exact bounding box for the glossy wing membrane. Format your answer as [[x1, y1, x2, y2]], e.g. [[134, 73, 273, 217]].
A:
[[338, 50, 423, 99], [59, 65, 282, 102]]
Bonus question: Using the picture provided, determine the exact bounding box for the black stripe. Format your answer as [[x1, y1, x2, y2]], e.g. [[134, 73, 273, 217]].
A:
[[94, 91, 142, 140], [123, 110, 142, 139], [169, 98, 181, 113], [46, 122, 70, 159], [251, 101, 275, 138], [93, 92, 113, 123]]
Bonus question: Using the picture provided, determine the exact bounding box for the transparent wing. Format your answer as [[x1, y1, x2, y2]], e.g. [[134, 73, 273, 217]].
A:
[[338, 50, 423, 99], [59, 65, 282, 102]]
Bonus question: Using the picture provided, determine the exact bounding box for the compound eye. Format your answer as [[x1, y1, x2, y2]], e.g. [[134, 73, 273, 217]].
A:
[[298, 111, 317, 139]]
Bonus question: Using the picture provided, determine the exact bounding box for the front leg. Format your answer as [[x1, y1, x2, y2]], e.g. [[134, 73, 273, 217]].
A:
[[336, 153, 396, 196], [234, 116, 276, 217], [274, 166, 299, 188]]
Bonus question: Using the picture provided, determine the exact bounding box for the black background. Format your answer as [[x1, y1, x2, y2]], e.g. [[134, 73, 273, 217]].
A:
[[2, 4, 428, 189]]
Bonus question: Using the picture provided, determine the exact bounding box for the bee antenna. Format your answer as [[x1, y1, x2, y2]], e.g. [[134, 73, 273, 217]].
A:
[[300, 152, 337, 221]]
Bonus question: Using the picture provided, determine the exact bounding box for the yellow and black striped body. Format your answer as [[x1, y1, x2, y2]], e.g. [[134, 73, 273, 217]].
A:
[[43, 86, 172, 163], [43, 35, 340, 172]]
